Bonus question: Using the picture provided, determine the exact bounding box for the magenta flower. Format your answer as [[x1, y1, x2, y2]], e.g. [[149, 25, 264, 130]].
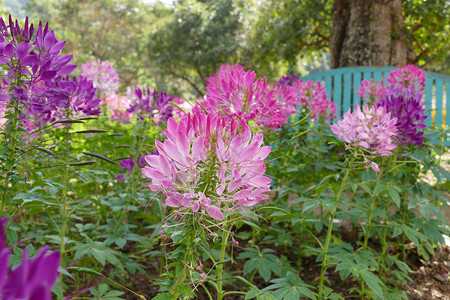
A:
[[357, 79, 388, 104], [203, 66, 288, 129], [141, 111, 272, 220], [330, 104, 398, 171], [0, 15, 77, 129], [81, 60, 119, 96], [284, 80, 337, 120], [0, 217, 60, 300], [386, 65, 426, 95]]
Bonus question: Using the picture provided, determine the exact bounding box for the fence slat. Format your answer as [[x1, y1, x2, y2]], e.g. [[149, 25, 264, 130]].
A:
[[446, 82, 449, 127], [424, 77, 433, 127], [342, 72, 351, 113], [353, 72, 362, 108], [435, 78, 444, 126], [334, 73, 342, 116]]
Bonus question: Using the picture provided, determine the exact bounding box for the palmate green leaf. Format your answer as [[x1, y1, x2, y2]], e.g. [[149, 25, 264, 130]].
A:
[[263, 272, 316, 300], [387, 186, 401, 208], [359, 270, 384, 299], [152, 293, 173, 300]]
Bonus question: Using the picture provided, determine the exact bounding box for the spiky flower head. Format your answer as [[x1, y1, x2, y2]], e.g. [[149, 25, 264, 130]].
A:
[[127, 87, 174, 123], [357, 79, 388, 104], [386, 65, 426, 95], [141, 111, 272, 221], [203, 66, 287, 129], [330, 104, 398, 171], [377, 86, 427, 146], [284, 80, 337, 120], [81, 60, 119, 96]]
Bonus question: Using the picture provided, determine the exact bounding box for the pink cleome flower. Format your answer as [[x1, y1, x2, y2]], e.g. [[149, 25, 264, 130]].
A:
[[330, 104, 398, 171], [81, 60, 119, 96], [357, 79, 388, 104], [141, 111, 272, 220], [203, 66, 288, 129], [386, 65, 426, 94], [283, 80, 337, 121]]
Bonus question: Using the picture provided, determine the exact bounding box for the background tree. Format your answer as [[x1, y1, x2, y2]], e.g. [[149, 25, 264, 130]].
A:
[[146, 0, 250, 97], [26, 0, 155, 89], [252, 0, 449, 73]]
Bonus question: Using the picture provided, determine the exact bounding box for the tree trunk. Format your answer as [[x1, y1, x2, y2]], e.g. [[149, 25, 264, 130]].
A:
[[330, 0, 415, 68]]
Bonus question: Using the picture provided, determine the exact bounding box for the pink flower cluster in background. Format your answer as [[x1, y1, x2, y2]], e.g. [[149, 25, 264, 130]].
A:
[[203, 66, 287, 129], [357, 79, 388, 104], [386, 64, 426, 94], [331, 104, 398, 171], [283, 80, 337, 120], [141, 111, 272, 221], [81, 60, 119, 96]]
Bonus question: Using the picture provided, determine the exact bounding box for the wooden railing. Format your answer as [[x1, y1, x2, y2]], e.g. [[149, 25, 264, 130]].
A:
[[301, 67, 449, 128]]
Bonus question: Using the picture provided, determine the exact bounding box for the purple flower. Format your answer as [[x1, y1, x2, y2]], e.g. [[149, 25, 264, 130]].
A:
[[120, 156, 135, 173], [277, 75, 300, 87], [0, 15, 77, 129], [377, 86, 427, 146], [126, 87, 174, 123], [115, 173, 126, 182], [137, 153, 146, 168], [0, 217, 60, 300]]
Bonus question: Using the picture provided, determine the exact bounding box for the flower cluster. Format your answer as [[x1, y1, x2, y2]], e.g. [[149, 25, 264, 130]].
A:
[[277, 75, 300, 87], [25, 75, 101, 129], [81, 60, 119, 96], [378, 86, 427, 145], [141, 111, 272, 221], [0, 16, 76, 101], [284, 80, 337, 120], [386, 65, 426, 95], [203, 67, 287, 129], [127, 87, 174, 123], [0, 217, 60, 300], [357, 79, 388, 104], [330, 104, 398, 171]]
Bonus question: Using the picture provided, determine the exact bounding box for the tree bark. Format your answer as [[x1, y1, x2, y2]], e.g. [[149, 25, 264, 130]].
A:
[[331, 0, 415, 68]]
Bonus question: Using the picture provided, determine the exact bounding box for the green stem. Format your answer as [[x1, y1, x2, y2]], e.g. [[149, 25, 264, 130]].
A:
[[1, 98, 20, 213], [317, 165, 351, 300], [201, 283, 214, 300], [59, 124, 70, 288], [217, 228, 230, 300]]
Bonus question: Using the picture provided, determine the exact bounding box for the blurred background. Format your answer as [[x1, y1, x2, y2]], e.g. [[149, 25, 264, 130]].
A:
[[2, 0, 448, 100]]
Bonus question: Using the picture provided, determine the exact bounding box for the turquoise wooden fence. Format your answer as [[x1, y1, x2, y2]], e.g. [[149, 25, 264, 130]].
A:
[[301, 67, 449, 129]]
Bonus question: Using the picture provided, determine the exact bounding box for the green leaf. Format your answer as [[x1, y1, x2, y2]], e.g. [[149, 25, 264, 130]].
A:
[[243, 258, 258, 275], [152, 293, 173, 300], [359, 270, 384, 299], [387, 187, 401, 207]]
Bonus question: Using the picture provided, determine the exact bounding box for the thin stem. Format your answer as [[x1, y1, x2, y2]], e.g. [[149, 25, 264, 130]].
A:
[[59, 124, 70, 291], [1, 98, 20, 213], [217, 227, 230, 300], [317, 164, 351, 300], [201, 283, 213, 300]]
